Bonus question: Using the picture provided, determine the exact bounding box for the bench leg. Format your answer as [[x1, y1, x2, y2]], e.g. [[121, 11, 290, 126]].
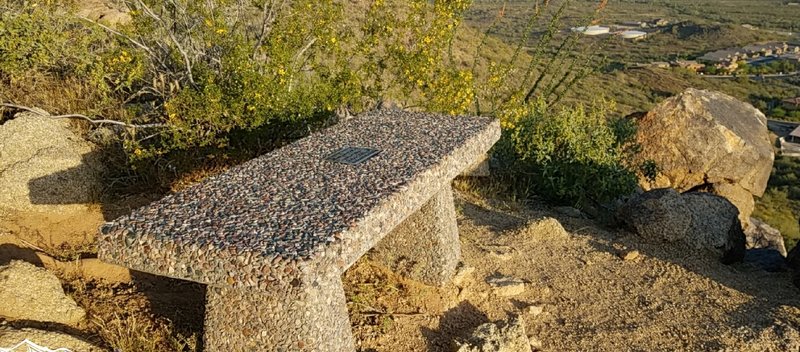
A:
[[371, 186, 461, 286], [204, 274, 354, 352]]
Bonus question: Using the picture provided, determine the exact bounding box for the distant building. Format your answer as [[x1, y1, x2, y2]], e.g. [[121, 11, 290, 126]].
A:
[[673, 60, 705, 72], [653, 18, 670, 27], [650, 62, 671, 69], [783, 97, 800, 111], [780, 125, 800, 157], [699, 49, 742, 63], [571, 26, 610, 36], [620, 30, 647, 40]]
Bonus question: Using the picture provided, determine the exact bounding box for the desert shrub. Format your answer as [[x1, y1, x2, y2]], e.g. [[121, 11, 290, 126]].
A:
[[0, 1, 105, 80], [754, 188, 800, 250], [493, 98, 650, 206]]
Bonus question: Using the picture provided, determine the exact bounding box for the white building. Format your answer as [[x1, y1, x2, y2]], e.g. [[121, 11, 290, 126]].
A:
[[621, 30, 647, 40], [571, 26, 610, 36]]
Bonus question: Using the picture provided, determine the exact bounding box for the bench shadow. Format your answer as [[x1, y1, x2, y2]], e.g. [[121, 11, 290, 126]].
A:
[[26, 150, 106, 207], [459, 202, 527, 233], [420, 301, 490, 352], [129, 270, 207, 350]]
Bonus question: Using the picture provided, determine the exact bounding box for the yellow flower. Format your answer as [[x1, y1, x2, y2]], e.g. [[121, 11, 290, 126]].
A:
[[216, 28, 227, 34]]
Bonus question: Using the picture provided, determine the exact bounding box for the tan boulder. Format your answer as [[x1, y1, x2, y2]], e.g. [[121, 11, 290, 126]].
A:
[[0, 261, 86, 325], [634, 89, 774, 227], [0, 112, 105, 217]]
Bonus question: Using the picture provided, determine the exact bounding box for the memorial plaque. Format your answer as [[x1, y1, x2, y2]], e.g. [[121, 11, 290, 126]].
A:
[[325, 147, 381, 165]]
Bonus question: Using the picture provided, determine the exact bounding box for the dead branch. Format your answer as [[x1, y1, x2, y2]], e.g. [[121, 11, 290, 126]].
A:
[[134, 0, 198, 88], [0, 103, 167, 129]]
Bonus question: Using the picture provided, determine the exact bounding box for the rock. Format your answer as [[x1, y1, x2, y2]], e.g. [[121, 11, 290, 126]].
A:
[[0, 327, 103, 351], [456, 317, 532, 352], [525, 305, 544, 317], [743, 249, 789, 272], [453, 264, 476, 286], [0, 112, 105, 216], [486, 275, 526, 297], [710, 183, 755, 228], [0, 261, 85, 325], [554, 206, 584, 218], [746, 218, 787, 257], [618, 188, 746, 263], [621, 250, 641, 261], [488, 246, 515, 261], [617, 188, 693, 243], [635, 89, 774, 225], [523, 217, 569, 240]]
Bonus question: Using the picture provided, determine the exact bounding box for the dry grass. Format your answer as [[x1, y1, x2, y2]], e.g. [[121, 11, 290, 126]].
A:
[[92, 313, 197, 352], [61, 274, 203, 352]]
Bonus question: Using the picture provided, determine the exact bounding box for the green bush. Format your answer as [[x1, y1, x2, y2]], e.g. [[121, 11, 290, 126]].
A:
[[754, 188, 800, 250], [0, 2, 105, 80], [494, 98, 650, 206]]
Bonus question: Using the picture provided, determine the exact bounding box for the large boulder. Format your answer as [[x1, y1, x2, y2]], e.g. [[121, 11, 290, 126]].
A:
[[456, 317, 532, 352], [746, 218, 787, 257], [0, 327, 103, 351], [618, 188, 746, 263], [0, 261, 86, 325], [634, 89, 774, 225], [0, 112, 105, 217]]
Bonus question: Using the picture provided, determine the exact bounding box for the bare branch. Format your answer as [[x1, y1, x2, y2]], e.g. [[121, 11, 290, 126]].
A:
[[78, 16, 154, 57], [135, 0, 198, 88], [1, 103, 167, 129]]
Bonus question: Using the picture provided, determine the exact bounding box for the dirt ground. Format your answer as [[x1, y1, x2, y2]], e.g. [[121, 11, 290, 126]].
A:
[[1, 189, 799, 351]]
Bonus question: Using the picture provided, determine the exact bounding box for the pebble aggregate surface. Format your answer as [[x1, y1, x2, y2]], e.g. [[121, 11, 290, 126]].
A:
[[98, 110, 500, 289], [98, 110, 500, 351]]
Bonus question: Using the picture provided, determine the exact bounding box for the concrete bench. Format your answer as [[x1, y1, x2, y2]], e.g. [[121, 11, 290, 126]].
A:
[[97, 110, 500, 351]]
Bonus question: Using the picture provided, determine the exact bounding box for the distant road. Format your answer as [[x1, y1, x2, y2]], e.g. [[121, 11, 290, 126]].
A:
[[701, 71, 800, 79]]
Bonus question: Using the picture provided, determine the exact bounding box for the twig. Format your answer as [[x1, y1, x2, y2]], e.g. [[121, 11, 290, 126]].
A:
[[1, 103, 167, 129], [135, 0, 198, 88]]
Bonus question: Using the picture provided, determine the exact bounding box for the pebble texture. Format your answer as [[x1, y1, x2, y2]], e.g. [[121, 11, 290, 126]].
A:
[[98, 111, 500, 351], [370, 186, 460, 286], [0, 261, 85, 325], [205, 270, 353, 351]]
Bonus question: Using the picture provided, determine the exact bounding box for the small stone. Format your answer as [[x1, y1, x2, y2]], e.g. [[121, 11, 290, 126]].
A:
[[489, 247, 514, 261], [525, 305, 544, 317], [457, 317, 531, 352], [529, 335, 543, 350], [486, 275, 526, 297], [621, 250, 640, 261], [452, 264, 476, 286]]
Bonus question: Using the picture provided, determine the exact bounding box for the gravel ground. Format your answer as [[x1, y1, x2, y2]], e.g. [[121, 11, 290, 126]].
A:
[[345, 190, 800, 352]]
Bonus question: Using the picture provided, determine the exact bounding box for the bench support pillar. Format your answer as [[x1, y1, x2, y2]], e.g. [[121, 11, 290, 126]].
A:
[[371, 186, 461, 286], [204, 273, 354, 352]]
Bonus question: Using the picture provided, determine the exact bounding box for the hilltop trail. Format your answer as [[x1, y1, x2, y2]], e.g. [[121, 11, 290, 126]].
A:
[[345, 190, 800, 351]]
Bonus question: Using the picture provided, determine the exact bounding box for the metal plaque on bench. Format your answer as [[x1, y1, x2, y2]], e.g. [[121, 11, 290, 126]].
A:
[[325, 147, 381, 165]]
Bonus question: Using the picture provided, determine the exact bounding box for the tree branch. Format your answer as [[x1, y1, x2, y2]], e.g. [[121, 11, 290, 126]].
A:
[[1, 103, 167, 129]]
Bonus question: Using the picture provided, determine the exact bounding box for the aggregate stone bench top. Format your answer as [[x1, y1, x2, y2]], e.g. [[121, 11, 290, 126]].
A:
[[98, 110, 500, 290]]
